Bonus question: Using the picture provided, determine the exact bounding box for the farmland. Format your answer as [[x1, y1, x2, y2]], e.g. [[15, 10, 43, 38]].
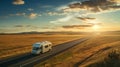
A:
[[0, 32, 119, 67], [0, 34, 85, 59], [34, 33, 120, 67]]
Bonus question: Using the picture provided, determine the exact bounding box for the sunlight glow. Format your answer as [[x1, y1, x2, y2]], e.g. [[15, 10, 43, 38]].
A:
[[92, 25, 100, 31]]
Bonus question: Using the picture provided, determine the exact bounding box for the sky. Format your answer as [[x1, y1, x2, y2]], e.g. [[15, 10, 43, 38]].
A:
[[0, 0, 120, 33]]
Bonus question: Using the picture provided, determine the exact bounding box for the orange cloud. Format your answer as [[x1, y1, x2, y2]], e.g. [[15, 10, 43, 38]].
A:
[[28, 13, 37, 19], [13, 0, 25, 5]]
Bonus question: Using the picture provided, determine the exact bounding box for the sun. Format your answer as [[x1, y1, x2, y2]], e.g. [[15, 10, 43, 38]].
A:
[[92, 25, 100, 31]]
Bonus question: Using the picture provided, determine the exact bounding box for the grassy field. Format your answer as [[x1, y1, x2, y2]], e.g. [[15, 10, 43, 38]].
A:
[[0, 32, 119, 67], [86, 49, 120, 67], [0, 34, 85, 59], [34, 33, 120, 67]]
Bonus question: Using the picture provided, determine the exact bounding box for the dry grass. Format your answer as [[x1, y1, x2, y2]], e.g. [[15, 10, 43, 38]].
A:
[[79, 41, 120, 67], [34, 34, 120, 67], [86, 49, 120, 67], [0, 34, 85, 59]]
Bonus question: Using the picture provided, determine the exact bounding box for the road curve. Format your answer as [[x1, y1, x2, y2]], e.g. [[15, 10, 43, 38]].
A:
[[0, 37, 89, 67]]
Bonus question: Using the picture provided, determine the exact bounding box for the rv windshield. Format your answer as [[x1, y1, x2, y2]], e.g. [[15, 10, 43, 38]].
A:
[[33, 47, 41, 50]]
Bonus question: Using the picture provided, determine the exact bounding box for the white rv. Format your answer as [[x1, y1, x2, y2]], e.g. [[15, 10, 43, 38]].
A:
[[31, 41, 52, 54]]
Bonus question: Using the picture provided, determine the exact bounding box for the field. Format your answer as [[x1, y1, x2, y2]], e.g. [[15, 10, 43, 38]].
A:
[[34, 33, 120, 67], [0, 34, 85, 59], [0, 32, 119, 67]]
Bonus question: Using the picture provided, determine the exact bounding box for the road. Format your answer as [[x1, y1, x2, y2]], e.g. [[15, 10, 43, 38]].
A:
[[0, 37, 89, 67]]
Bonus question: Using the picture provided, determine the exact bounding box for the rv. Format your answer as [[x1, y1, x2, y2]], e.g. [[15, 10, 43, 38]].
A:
[[31, 41, 52, 54]]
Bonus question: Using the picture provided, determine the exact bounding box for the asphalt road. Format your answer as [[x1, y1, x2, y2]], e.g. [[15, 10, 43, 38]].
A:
[[0, 37, 89, 67]]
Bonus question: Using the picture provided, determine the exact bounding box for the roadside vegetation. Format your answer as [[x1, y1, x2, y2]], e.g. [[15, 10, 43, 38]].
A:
[[87, 49, 120, 67]]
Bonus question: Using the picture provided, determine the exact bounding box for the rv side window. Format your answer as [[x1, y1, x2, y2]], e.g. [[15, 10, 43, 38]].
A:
[[45, 45, 48, 48]]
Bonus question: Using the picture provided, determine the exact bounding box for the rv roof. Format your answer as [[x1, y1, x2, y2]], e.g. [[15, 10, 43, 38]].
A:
[[35, 42, 41, 44], [34, 41, 51, 45], [34, 41, 47, 44]]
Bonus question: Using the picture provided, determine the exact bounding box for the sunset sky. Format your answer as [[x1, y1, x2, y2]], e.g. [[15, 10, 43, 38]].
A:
[[0, 0, 120, 33]]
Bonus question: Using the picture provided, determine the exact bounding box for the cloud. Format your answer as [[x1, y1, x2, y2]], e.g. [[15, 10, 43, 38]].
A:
[[13, 0, 25, 5], [28, 8, 34, 11], [9, 13, 26, 16], [14, 25, 33, 28], [110, 0, 120, 3], [28, 13, 37, 19], [16, 13, 26, 16], [47, 12, 69, 16], [50, 16, 73, 24], [76, 17, 96, 21], [9, 12, 40, 19], [76, 16, 103, 25], [62, 24, 93, 29], [14, 25, 24, 27], [62, 0, 120, 13], [14, 25, 39, 29], [48, 12, 59, 16]]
